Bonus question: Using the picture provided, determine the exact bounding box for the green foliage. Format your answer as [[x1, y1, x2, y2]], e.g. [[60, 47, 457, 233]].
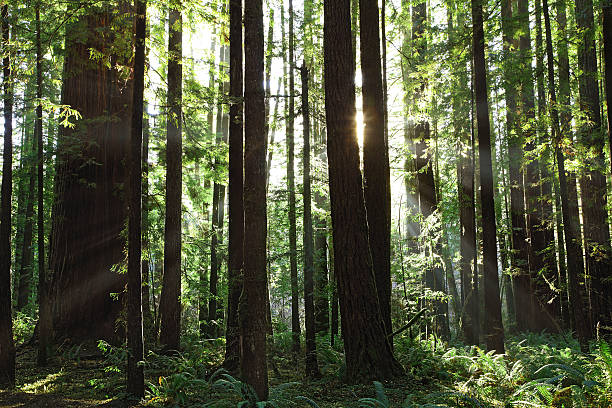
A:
[[12, 311, 36, 346]]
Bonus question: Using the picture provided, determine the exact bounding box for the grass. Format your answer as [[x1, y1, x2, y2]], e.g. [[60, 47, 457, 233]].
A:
[[0, 332, 610, 407]]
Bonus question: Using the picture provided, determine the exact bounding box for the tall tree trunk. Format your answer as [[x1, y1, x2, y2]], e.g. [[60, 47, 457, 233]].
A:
[[543, 0, 591, 346], [301, 63, 320, 378], [287, 0, 300, 358], [575, 0, 611, 330], [534, 0, 561, 328], [0, 3, 15, 387], [359, 0, 392, 341], [601, 0, 612, 328], [323, 0, 402, 383], [36, 3, 51, 367], [142, 102, 152, 339], [472, 0, 505, 353], [452, 4, 479, 338], [208, 39, 229, 338], [518, 0, 552, 332], [224, 0, 243, 375], [50, 4, 132, 341], [401, 0, 420, 254], [412, 0, 449, 340], [501, 0, 530, 333], [200, 28, 217, 336], [127, 0, 146, 395], [240, 0, 269, 399], [17, 132, 34, 311], [160, 5, 183, 350]]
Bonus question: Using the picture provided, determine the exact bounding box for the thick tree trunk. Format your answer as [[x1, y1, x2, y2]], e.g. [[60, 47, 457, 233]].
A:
[[160, 6, 183, 350], [126, 0, 146, 395], [472, 0, 505, 353], [601, 0, 612, 328], [50, 5, 132, 342], [575, 0, 612, 330], [224, 0, 243, 376], [0, 3, 15, 387], [324, 0, 402, 383], [359, 0, 392, 341], [240, 0, 269, 399]]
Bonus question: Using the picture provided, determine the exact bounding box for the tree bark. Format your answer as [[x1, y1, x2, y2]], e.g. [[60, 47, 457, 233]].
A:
[[543, 0, 591, 345], [359, 0, 392, 341], [324, 0, 402, 383], [160, 5, 183, 350], [451, 2, 478, 344], [50, 4, 132, 342], [224, 0, 243, 375], [472, 0, 505, 353], [500, 0, 530, 333], [127, 0, 146, 395], [575, 0, 611, 330], [301, 63, 320, 378], [0, 3, 15, 387], [287, 0, 300, 358], [240, 0, 269, 399], [35, 3, 51, 367], [17, 132, 34, 311]]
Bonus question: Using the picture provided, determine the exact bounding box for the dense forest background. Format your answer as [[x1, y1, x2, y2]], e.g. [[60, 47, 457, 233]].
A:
[[0, 0, 611, 406]]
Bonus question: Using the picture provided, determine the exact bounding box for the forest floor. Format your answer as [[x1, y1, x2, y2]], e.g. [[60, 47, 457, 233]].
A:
[[0, 332, 611, 407]]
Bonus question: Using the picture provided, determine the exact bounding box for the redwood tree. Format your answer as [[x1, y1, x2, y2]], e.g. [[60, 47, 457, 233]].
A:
[[127, 0, 146, 395], [359, 0, 392, 340], [240, 0, 269, 399], [160, 4, 183, 350], [50, 4, 132, 341], [323, 0, 403, 383], [472, 0, 505, 353], [0, 3, 15, 387], [224, 0, 243, 375]]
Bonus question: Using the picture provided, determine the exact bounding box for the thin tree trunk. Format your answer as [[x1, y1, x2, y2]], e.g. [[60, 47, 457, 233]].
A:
[[17, 134, 34, 311], [160, 6, 183, 350], [287, 0, 300, 358], [126, 0, 146, 395], [543, 0, 591, 346], [142, 101, 152, 339], [240, 0, 269, 399], [224, 0, 243, 375], [501, 0, 530, 333], [0, 3, 15, 387], [301, 63, 320, 378], [472, 0, 505, 353], [35, 3, 51, 367]]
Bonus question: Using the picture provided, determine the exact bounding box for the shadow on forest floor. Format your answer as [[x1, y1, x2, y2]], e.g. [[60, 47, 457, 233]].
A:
[[0, 345, 139, 408]]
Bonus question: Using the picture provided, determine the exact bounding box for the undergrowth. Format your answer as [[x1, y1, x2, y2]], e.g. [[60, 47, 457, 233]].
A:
[[6, 332, 612, 407]]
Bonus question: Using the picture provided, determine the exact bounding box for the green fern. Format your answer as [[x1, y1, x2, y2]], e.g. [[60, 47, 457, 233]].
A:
[[359, 382, 390, 408]]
